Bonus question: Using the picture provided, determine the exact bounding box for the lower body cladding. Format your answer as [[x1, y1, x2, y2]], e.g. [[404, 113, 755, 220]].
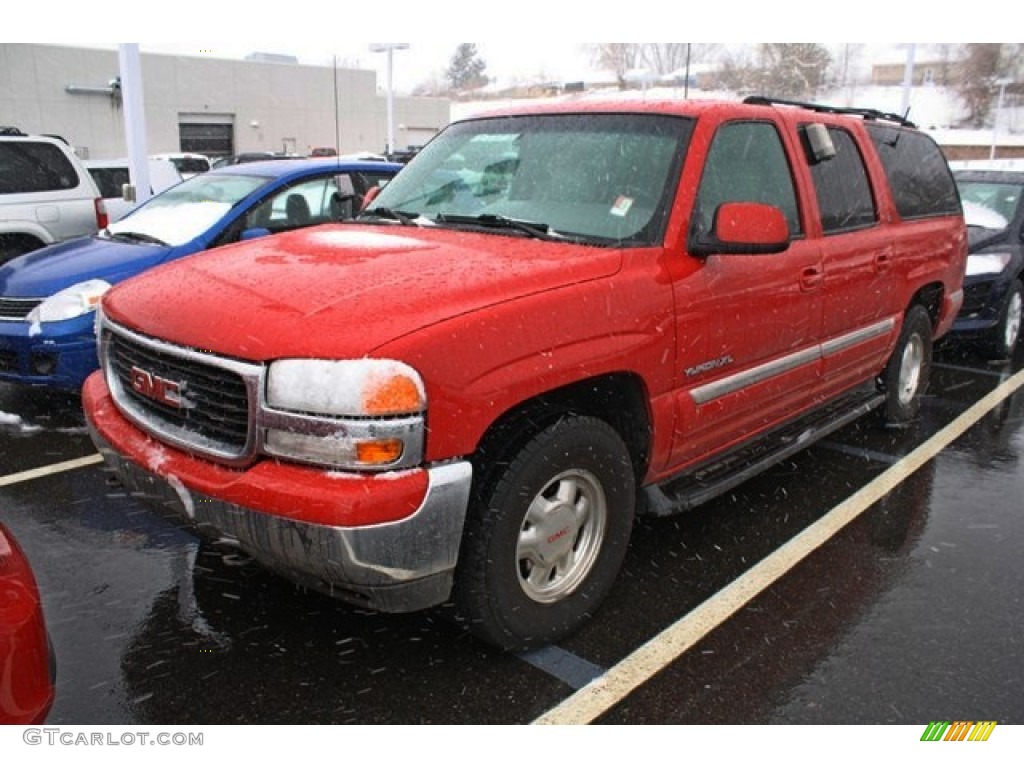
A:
[[86, 420, 474, 613]]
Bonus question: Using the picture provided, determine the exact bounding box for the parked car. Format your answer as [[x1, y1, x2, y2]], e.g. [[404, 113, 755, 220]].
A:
[[212, 152, 279, 167], [949, 168, 1023, 358], [84, 157, 183, 222], [150, 152, 212, 179], [0, 158, 400, 390], [0, 128, 106, 265], [83, 97, 965, 651], [0, 523, 55, 725]]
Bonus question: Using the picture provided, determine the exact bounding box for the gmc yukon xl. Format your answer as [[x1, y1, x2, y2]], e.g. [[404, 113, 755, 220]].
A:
[[83, 97, 966, 650]]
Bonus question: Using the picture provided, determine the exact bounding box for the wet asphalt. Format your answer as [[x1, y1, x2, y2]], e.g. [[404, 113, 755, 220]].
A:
[[1, 343, 1022, 725]]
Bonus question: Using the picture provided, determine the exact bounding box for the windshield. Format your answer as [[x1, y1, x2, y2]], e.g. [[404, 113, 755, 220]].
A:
[[106, 173, 268, 246], [365, 112, 692, 246], [956, 180, 1023, 230]]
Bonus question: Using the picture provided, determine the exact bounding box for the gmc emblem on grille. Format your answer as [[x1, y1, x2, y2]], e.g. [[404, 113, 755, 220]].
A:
[[130, 366, 186, 409]]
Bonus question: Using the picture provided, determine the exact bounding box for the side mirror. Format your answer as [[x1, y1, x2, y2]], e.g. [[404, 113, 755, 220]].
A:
[[690, 201, 790, 257], [241, 227, 271, 241], [121, 183, 136, 204]]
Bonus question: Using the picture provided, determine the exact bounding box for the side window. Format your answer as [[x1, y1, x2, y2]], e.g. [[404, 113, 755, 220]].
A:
[[806, 127, 878, 233], [0, 141, 80, 194], [866, 124, 961, 219], [244, 175, 358, 233], [692, 121, 802, 241]]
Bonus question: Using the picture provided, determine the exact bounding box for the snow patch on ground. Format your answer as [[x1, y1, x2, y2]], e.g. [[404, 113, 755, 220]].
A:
[[0, 410, 44, 435]]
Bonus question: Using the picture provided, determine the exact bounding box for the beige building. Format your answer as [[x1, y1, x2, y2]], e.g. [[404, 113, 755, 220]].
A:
[[0, 44, 450, 159]]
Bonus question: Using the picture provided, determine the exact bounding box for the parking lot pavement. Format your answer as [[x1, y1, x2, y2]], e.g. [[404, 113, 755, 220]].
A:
[[1, 345, 1022, 725]]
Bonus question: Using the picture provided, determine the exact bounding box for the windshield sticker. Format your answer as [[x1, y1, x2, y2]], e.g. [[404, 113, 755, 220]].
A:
[[610, 196, 634, 217]]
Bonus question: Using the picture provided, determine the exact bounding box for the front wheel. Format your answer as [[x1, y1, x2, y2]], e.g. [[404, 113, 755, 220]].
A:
[[880, 305, 933, 425], [454, 416, 635, 651], [985, 279, 1022, 360]]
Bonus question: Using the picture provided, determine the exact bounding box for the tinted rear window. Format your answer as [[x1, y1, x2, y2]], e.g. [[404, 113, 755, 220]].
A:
[[89, 166, 130, 198], [0, 141, 80, 193], [866, 124, 961, 219]]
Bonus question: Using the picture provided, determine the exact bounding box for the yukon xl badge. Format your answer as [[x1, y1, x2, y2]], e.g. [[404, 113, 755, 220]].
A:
[[130, 366, 186, 409], [685, 355, 734, 378]]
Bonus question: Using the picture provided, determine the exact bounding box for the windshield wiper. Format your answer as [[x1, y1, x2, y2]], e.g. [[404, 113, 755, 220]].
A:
[[359, 207, 420, 226], [433, 213, 564, 241], [105, 231, 168, 246]]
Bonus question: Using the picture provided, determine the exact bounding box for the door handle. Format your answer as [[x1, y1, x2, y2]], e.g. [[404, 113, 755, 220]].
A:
[[800, 267, 823, 291], [874, 252, 893, 272]]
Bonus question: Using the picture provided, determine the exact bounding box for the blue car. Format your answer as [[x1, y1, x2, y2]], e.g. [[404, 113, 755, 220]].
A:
[[0, 158, 400, 389]]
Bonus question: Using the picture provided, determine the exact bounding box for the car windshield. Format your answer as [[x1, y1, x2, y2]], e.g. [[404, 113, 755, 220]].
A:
[[956, 180, 1023, 230], [364, 112, 691, 246], [105, 173, 268, 246]]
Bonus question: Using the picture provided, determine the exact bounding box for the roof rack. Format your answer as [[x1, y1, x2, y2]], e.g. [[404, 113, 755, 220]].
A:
[[0, 126, 27, 136], [743, 96, 917, 129]]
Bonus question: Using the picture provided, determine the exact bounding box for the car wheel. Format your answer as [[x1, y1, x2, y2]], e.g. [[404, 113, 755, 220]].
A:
[[985, 279, 1022, 360], [880, 305, 933, 425], [454, 415, 635, 651]]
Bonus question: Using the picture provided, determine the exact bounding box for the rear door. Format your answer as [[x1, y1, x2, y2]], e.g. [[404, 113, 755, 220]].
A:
[[803, 122, 898, 395]]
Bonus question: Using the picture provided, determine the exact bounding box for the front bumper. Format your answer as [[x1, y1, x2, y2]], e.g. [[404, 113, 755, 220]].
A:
[[83, 372, 474, 613], [0, 316, 97, 390]]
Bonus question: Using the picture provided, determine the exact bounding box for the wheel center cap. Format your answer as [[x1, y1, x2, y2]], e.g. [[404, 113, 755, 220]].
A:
[[536, 505, 577, 564]]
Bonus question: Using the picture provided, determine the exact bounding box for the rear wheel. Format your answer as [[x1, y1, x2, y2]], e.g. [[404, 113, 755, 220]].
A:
[[454, 415, 635, 651], [880, 305, 933, 424]]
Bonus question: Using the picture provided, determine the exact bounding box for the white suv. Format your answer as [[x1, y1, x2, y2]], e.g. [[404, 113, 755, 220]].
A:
[[0, 128, 106, 264]]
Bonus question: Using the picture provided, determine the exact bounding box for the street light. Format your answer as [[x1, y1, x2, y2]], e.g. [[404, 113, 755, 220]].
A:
[[369, 43, 409, 157], [990, 77, 1012, 162]]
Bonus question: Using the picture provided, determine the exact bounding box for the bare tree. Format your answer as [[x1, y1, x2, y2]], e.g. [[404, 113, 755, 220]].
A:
[[956, 44, 1004, 127], [590, 44, 644, 89], [754, 44, 832, 100]]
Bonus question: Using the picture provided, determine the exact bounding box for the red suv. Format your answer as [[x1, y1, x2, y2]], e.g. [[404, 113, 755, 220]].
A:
[[83, 96, 966, 650]]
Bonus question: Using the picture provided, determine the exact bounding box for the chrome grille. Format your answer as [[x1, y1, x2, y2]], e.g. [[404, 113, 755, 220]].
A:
[[0, 297, 42, 321], [101, 319, 263, 464]]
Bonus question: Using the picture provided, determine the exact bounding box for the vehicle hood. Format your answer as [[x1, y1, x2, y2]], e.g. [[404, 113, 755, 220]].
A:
[[0, 236, 173, 297], [102, 224, 624, 360]]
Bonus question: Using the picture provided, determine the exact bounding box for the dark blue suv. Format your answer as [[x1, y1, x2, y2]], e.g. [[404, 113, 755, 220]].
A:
[[0, 158, 400, 389], [952, 168, 1024, 359]]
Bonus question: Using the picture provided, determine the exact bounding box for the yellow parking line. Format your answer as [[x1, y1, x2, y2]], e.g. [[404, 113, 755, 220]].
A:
[[0, 454, 104, 488], [535, 367, 1024, 725]]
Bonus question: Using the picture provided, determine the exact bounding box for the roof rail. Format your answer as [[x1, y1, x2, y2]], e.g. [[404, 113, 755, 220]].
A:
[[0, 126, 27, 136], [743, 96, 917, 129]]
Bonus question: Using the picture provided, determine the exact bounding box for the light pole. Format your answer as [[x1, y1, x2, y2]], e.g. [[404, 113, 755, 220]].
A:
[[990, 78, 1012, 161], [369, 43, 409, 157]]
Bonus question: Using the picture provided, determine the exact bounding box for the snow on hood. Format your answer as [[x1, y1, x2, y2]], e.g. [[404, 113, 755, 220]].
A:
[[103, 224, 622, 360], [962, 200, 1009, 230]]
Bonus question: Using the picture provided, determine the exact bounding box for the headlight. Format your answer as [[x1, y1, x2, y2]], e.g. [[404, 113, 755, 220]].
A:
[[966, 252, 1012, 277], [26, 279, 111, 324], [263, 359, 426, 470]]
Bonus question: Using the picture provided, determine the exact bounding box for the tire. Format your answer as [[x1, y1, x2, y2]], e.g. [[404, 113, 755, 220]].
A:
[[880, 305, 933, 425], [985, 279, 1022, 360], [454, 415, 636, 651]]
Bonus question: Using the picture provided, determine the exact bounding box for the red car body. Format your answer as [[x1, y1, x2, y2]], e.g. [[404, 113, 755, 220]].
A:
[[0, 523, 54, 724]]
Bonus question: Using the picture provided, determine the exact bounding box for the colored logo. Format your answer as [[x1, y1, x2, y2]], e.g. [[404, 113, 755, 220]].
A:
[[920, 721, 997, 742], [130, 366, 186, 409]]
